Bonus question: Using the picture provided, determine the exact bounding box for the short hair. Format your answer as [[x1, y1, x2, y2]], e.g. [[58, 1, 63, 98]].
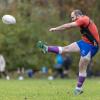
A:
[[72, 9, 83, 16]]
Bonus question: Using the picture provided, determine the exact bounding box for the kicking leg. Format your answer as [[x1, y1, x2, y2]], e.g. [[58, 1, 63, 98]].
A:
[[37, 41, 80, 54]]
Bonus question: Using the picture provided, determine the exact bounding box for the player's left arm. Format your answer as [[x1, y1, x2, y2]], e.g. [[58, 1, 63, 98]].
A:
[[49, 22, 78, 32]]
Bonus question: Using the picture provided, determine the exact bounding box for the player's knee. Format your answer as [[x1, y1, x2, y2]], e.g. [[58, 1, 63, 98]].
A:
[[79, 56, 91, 69], [82, 55, 91, 64], [80, 57, 90, 68]]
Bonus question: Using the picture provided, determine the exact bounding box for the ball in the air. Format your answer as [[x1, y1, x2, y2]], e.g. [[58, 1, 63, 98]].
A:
[[2, 15, 16, 24]]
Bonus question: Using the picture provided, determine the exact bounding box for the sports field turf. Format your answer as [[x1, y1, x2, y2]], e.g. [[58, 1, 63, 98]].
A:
[[0, 78, 100, 100]]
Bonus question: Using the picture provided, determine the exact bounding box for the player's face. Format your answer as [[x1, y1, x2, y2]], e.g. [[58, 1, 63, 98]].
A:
[[71, 12, 77, 21]]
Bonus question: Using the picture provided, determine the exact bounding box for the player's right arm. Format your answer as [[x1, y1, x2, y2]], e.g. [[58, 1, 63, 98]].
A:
[[49, 22, 78, 32]]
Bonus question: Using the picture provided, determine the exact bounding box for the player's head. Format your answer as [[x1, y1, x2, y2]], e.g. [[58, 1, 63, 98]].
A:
[[71, 9, 83, 21]]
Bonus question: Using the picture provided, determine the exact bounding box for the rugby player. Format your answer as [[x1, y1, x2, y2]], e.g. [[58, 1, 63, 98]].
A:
[[37, 9, 100, 95]]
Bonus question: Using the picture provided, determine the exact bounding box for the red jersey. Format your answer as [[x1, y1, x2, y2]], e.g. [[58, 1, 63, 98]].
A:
[[75, 15, 100, 46]]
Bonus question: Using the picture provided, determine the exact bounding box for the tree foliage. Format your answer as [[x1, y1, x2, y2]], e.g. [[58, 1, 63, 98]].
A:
[[0, 0, 100, 72]]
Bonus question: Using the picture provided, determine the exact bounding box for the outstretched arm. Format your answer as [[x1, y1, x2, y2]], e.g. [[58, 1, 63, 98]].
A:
[[49, 22, 78, 32]]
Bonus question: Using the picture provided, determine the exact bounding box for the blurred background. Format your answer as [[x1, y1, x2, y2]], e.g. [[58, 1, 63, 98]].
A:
[[0, 0, 100, 79]]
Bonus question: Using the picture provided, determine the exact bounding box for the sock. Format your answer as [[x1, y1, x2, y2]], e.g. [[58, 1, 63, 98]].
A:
[[77, 76, 85, 89], [48, 46, 62, 54]]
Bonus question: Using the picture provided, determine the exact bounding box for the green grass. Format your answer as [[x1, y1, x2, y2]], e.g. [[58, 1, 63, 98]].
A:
[[0, 78, 100, 100]]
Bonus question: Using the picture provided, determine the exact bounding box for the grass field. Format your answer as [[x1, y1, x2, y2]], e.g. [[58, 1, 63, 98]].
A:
[[0, 78, 100, 100]]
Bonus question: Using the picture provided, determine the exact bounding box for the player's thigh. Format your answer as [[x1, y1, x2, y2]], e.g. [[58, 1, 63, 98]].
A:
[[62, 42, 80, 53]]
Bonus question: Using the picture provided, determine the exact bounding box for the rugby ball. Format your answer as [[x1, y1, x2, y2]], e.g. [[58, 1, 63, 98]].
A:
[[2, 15, 16, 24]]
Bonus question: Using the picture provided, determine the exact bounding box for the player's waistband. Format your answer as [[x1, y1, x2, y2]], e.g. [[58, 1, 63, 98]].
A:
[[82, 39, 99, 47]]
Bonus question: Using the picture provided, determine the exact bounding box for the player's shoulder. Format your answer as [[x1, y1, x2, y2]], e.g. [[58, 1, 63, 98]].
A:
[[78, 15, 89, 21], [76, 15, 89, 26]]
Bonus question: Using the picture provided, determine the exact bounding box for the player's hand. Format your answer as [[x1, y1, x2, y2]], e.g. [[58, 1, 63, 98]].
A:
[[49, 28, 57, 32]]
